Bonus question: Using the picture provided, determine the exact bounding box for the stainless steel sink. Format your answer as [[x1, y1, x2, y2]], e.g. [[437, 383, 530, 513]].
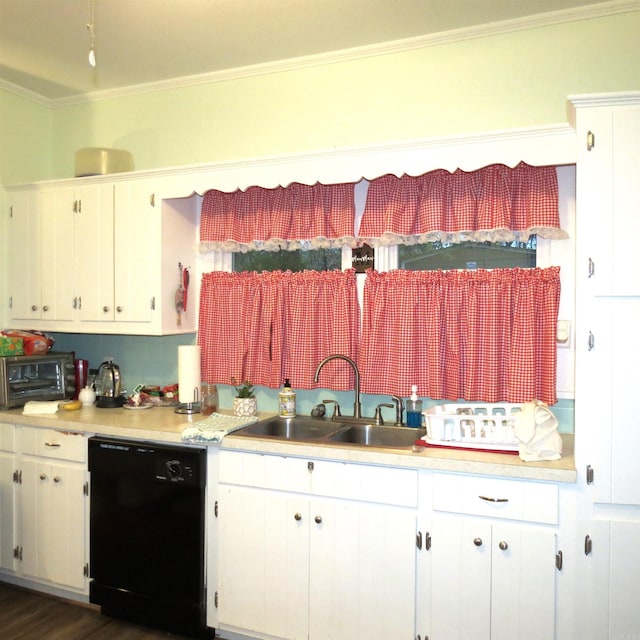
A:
[[236, 417, 338, 441], [328, 424, 425, 448]]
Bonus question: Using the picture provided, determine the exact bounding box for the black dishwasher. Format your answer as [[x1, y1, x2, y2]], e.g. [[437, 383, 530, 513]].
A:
[[88, 436, 212, 638]]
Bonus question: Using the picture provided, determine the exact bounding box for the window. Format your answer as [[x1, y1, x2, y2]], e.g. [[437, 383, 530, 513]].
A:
[[233, 247, 343, 272], [398, 236, 536, 271]]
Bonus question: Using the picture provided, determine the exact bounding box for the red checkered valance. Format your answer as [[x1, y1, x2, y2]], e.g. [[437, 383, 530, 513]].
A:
[[359, 163, 566, 247], [199, 182, 356, 252], [359, 267, 561, 404], [198, 269, 359, 389]]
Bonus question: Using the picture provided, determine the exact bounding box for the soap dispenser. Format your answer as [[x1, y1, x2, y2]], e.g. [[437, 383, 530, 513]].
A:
[[406, 385, 423, 427], [278, 379, 296, 418]]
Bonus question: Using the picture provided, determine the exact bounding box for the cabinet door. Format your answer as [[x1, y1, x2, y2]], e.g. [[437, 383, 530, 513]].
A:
[[20, 458, 87, 590], [584, 519, 640, 640], [217, 485, 309, 639], [7, 189, 42, 321], [113, 181, 159, 323], [430, 514, 492, 640], [490, 522, 556, 640], [309, 498, 417, 639], [75, 184, 115, 322], [577, 106, 640, 296], [40, 188, 75, 323], [430, 514, 556, 640], [578, 300, 640, 505], [0, 451, 17, 572]]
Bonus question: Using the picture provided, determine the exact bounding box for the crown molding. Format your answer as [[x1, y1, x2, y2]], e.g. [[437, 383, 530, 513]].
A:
[[0, 78, 55, 108], [4, 0, 639, 109]]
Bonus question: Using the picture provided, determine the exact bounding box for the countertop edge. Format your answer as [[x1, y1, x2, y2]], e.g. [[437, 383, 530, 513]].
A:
[[0, 408, 576, 483]]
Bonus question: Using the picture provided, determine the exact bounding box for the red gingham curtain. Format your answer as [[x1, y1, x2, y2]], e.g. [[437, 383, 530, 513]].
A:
[[359, 163, 566, 246], [198, 269, 359, 389], [359, 267, 560, 404], [199, 182, 356, 252]]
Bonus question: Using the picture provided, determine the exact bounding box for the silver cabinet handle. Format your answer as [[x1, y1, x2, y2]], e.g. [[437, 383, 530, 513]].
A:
[[498, 540, 509, 551], [588, 331, 595, 351], [586, 130, 595, 151], [314, 515, 322, 524], [479, 495, 509, 503], [294, 513, 302, 521], [588, 257, 595, 278], [45, 442, 61, 447], [585, 535, 593, 556], [473, 537, 483, 547]]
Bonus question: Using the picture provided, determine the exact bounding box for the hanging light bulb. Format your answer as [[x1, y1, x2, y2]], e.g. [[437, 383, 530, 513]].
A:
[[86, 0, 96, 67]]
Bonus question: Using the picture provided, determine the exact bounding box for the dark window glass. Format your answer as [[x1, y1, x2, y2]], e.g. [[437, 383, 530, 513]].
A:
[[233, 248, 342, 272], [398, 236, 536, 271]]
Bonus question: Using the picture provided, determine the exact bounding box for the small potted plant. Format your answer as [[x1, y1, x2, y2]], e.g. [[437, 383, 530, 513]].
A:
[[232, 378, 257, 417]]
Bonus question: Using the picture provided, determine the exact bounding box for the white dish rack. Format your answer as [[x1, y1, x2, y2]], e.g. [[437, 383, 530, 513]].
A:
[[420, 403, 522, 452]]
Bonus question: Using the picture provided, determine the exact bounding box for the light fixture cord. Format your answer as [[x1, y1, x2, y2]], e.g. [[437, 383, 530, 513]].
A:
[[87, 0, 96, 67]]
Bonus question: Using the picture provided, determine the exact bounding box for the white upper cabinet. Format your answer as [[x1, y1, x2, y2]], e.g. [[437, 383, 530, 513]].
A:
[[570, 97, 640, 296], [6, 177, 198, 335], [7, 188, 75, 325]]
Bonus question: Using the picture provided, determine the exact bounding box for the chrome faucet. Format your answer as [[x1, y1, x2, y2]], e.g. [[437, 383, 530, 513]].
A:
[[314, 354, 362, 419]]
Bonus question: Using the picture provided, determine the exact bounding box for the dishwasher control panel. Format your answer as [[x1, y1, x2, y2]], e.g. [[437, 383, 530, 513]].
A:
[[155, 456, 199, 484]]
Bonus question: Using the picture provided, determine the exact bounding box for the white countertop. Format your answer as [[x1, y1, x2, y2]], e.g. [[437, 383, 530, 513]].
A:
[[1, 406, 576, 483]]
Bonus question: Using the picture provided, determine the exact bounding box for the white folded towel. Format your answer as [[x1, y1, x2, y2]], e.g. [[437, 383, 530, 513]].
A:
[[181, 412, 259, 443], [23, 400, 60, 415], [513, 400, 562, 462]]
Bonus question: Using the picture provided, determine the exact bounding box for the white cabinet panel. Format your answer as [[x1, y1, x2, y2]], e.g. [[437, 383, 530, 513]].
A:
[[216, 452, 418, 640], [20, 457, 87, 590], [429, 512, 556, 640]]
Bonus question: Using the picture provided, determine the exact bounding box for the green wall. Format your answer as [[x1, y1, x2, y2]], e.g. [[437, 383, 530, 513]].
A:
[[45, 11, 640, 180]]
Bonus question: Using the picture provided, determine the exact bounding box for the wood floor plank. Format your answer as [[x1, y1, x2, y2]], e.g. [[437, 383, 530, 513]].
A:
[[0, 582, 200, 639]]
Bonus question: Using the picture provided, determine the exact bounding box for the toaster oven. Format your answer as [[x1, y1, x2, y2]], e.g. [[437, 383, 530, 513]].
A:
[[0, 352, 76, 410]]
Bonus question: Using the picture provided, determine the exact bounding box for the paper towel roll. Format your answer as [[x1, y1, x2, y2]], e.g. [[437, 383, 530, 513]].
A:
[[178, 345, 201, 405]]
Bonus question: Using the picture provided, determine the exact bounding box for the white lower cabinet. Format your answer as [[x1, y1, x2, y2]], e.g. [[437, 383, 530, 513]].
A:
[[0, 424, 17, 573], [0, 424, 89, 595], [418, 471, 562, 640], [215, 451, 418, 640]]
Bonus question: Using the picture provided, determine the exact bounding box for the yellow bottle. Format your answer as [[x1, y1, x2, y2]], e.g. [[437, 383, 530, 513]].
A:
[[278, 379, 296, 418]]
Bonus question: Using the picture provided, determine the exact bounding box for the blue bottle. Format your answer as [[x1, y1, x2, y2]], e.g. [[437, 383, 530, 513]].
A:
[[406, 385, 423, 428]]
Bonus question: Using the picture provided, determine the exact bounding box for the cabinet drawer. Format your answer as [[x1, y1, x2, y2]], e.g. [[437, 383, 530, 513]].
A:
[[432, 473, 558, 525], [20, 427, 87, 462], [0, 423, 15, 452], [219, 451, 418, 507]]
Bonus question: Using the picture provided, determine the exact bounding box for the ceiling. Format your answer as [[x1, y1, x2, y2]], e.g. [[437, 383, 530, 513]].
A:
[[0, 0, 624, 102]]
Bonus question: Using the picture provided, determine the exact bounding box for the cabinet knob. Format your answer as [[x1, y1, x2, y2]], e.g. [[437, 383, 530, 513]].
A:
[[53, 476, 61, 483], [31, 305, 38, 312], [473, 537, 483, 547], [39, 473, 47, 481], [103, 306, 110, 313], [116, 306, 123, 313], [294, 512, 302, 521], [498, 540, 509, 551], [42, 305, 49, 312], [314, 515, 323, 524]]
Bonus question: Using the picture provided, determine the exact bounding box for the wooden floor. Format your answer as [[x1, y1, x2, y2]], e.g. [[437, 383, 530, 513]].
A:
[[0, 582, 204, 640]]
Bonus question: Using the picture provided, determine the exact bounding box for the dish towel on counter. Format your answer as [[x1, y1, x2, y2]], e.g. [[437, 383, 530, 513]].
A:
[[23, 400, 61, 415], [513, 400, 562, 462], [181, 412, 259, 443]]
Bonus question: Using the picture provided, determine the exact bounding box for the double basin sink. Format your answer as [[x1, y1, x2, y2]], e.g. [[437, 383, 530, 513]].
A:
[[232, 416, 426, 450]]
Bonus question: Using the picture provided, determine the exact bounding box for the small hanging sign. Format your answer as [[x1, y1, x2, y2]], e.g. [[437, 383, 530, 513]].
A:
[[351, 244, 375, 273]]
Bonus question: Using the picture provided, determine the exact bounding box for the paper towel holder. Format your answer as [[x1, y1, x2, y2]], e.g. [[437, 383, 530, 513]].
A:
[[175, 387, 201, 414], [175, 345, 202, 415]]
